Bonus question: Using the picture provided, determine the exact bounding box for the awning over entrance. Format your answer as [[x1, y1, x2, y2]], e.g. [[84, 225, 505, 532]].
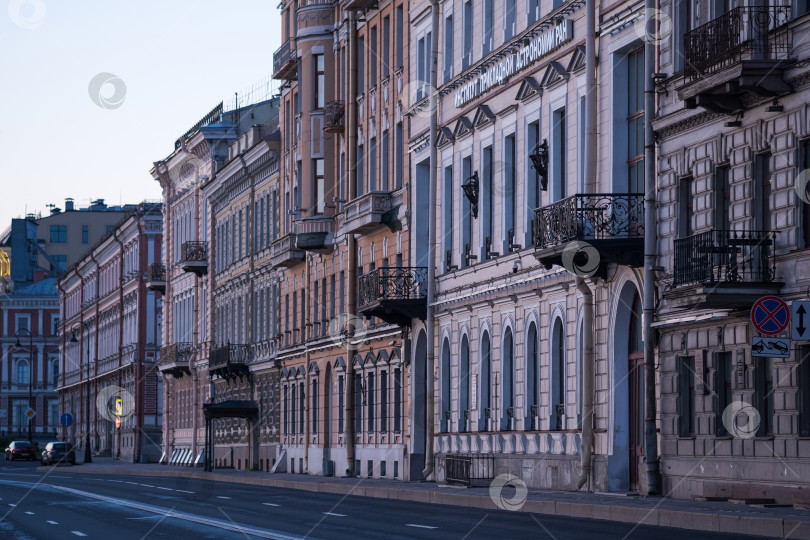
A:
[[203, 400, 259, 420]]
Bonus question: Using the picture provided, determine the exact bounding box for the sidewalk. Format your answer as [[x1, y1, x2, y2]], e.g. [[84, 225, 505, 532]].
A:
[[38, 458, 810, 539]]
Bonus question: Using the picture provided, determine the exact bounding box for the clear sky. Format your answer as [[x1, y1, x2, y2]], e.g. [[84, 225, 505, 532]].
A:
[[0, 0, 282, 221]]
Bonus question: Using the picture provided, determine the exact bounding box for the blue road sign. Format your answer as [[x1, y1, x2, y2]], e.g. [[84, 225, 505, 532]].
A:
[[60, 413, 73, 426], [751, 296, 790, 336]]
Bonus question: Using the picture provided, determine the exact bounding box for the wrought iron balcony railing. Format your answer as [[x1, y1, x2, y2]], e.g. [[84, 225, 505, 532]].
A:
[[358, 267, 428, 312], [209, 344, 252, 379], [673, 229, 777, 288], [683, 5, 792, 83], [533, 193, 644, 249], [181, 241, 207, 263], [324, 100, 345, 133], [272, 39, 297, 80], [146, 263, 166, 292]]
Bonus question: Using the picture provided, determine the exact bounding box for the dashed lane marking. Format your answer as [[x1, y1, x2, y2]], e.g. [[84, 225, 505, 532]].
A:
[[156, 487, 173, 491], [406, 524, 438, 529], [322, 512, 346, 517], [217, 496, 231, 500], [140, 484, 155, 488], [25, 511, 34, 515], [46, 520, 58, 525], [71, 531, 87, 537], [176, 490, 194, 494], [263, 503, 281, 507]]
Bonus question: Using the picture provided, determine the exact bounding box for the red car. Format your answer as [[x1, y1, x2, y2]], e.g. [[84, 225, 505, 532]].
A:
[[4, 441, 35, 461]]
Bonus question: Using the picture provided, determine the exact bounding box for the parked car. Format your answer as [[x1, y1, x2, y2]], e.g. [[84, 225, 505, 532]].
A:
[[40, 441, 75, 466], [4, 441, 35, 461]]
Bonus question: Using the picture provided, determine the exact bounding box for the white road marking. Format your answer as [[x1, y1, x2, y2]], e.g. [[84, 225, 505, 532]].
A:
[[8, 503, 15, 507], [25, 511, 34, 515], [176, 489, 194, 494], [217, 496, 231, 499], [140, 484, 154, 488], [322, 512, 346, 517], [406, 524, 438, 529], [125, 481, 139, 485], [108, 480, 123, 483], [156, 487, 173, 491], [46, 520, 58, 525], [71, 531, 87, 537], [262, 503, 281, 507]]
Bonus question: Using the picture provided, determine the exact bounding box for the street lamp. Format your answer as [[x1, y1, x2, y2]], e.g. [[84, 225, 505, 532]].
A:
[[69, 324, 92, 464], [14, 329, 34, 443]]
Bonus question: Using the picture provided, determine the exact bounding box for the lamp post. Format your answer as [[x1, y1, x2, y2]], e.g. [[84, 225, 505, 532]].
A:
[[69, 323, 92, 463], [14, 329, 34, 443]]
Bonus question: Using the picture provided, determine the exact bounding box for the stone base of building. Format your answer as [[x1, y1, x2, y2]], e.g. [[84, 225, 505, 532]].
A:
[[284, 445, 409, 480], [211, 443, 280, 471]]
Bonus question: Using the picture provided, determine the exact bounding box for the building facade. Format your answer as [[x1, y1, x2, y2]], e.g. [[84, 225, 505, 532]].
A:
[[1, 200, 132, 442], [271, 0, 418, 479], [418, 0, 655, 493], [57, 202, 163, 462], [654, 1, 810, 503]]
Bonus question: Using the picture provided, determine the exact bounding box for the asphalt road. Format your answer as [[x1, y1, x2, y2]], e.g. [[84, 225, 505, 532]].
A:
[[0, 461, 768, 539]]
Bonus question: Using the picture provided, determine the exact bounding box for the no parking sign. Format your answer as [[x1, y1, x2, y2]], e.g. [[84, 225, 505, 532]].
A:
[[751, 296, 790, 336]]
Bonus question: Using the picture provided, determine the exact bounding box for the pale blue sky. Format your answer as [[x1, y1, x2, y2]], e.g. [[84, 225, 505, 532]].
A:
[[0, 0, 282, 221]]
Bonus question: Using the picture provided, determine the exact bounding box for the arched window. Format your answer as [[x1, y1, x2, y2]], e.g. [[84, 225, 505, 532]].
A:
[[459, 336, 470, 433], [501, 327, 514, 430], [551, 319, 565, 431], [479, 331, 491, 431], [526, 322, 538, 430], [441, 339, 451, 433], [16, 360, 29, 385]]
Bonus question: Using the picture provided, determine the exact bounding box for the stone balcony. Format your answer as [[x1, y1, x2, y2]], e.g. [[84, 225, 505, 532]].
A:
[[271, 233, 305, 268]]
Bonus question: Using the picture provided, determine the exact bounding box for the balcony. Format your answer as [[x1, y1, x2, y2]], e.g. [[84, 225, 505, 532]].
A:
[[271, 233, 305, 268], [180, 241, 208, 276], [679, 5, 793, 113], [533, 194, 644, 273], [344, 0, 378, 10], [664, 229, 781, 309], [295, 216, 334, 253], [358, 267, 427, 326], [158, 342, 192, 378], [209, 343, 251, 380], [324, 101, 345, 133], [272, 39, 297, 81], [145, 263, 166, 293], [341, 191, 396, 236]]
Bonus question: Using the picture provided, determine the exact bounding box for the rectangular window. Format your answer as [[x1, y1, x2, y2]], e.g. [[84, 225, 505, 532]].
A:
[[800, 346, 810, 437], [396, 5, 403, 68], [713, 166, 730, 229], [383, 16, 390, 76], [311, 379, 318, 434], [715, 352, 733, 436], [16, 315, 29, 333], [678, 177, 694, 238], [50, 225, 67, 243], [370, 26, 377, 87], [678, 356, 696, 437], [443, 165, 454, 272], [800, 140, 810, 248], [483, 144, 494, 258], [313, 281, 319, 337], [394, 368, 402, 432], [330, 274, 336, 320], [284, 386, 289, 434], [369, 136, 377, 192], [482, 0, 493, 55], [357, 143, 365, 196], [367, 372, 375, 432], [394, 122, 403, 188], [380, 370, 388, 432], [51, 255, 66, 273], [290, 384, 296, 435], [528, 0, 539, 25], [417, 36, 426, 99], [463, 0, 473, 70], [81, 225, 88, 244], [462, 155, 472, 266], [354, 373, 363, 433], [381, 130, 390, 191], [444, 15, 454, 83], [358, 36, 365, 94], [504, 0, 516, 41], [504, 134, 516, 252], [315, 159, 325, 214], [338, 375, 345, 434], [553, 107, 567, 201], [628, 48, 645, 193], [339, 271, 345, 314], [299, 382, 305, 434], [314, 54, 325, 109], [755, 153, 772, 232], [755, 356, 774, 436]]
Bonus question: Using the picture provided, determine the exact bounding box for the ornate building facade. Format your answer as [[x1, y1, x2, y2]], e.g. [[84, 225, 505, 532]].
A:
[[654, 1, 810, 503], [58, 203, 163, 462]]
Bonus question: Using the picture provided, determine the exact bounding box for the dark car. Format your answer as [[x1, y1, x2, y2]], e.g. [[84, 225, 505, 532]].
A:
[[4, 440, 35, 461], [40, 441, 75, 466], [769, 340, 789, 354]]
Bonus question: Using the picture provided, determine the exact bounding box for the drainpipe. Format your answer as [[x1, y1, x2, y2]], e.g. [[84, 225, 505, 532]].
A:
[[112, 228, 128, 461], [345, 9, 358, 477], [421, 0, 439, 482], [577, 0, 597, 492], [643, 0, 660, 495], [190, 187, 202, 465], [304, 254, 311, 473]]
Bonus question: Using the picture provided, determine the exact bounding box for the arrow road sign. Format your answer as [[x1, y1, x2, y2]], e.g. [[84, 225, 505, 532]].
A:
[[793, 301, 810, 341], [751, 296, 790, 335], [752, 337, 791, 358], [60, 413, 73, 426]]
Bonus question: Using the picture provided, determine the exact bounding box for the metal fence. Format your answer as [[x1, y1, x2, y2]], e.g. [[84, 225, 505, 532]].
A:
[[445, 453, 495, 487], [673, 229, 777, 287]]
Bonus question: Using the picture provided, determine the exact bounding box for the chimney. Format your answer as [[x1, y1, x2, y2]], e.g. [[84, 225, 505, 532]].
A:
[[65, 198, 74, 211], [33, 269, 44, 283]]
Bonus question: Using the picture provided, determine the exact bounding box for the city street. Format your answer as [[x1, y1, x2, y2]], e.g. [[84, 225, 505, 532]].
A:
[[0, 461, 767, 539]]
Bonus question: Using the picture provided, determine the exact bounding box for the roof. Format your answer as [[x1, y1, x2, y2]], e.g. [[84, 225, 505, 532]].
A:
[[13, 278, 57, 296]]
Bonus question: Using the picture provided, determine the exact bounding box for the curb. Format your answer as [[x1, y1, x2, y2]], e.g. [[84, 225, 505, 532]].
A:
[[37, 465, 808, 539]]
